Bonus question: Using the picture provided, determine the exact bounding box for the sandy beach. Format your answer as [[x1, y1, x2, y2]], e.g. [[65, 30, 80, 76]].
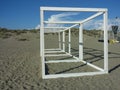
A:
[[0, 32, 120, 90]]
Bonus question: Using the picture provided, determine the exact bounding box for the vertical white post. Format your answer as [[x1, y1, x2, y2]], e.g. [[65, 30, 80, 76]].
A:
[[40, 9, 43, 57], [79, 24, 83, 60], [40, 8, 45, 78], [58, 32, 61, 50], [62, 31, 65, 51], [68, 28, 71, 54], [103, 11, 108, 73]]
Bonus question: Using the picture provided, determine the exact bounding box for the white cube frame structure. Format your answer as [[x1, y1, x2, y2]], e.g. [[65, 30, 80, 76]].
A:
[[40, 7, 108, 79]]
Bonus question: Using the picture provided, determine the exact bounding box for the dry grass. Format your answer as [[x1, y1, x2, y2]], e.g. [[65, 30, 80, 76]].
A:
[[0, 28, 39, 41]]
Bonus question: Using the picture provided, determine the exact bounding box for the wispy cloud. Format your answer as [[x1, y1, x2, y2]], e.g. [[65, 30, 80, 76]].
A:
[[35, 12, 79, 31], [48, 13, 79, 21], [36, 12, 120, 31], [47, 12, 79, 28]]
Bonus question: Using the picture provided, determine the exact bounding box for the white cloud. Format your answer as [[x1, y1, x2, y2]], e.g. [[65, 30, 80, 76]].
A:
[[46, 12, 79, 28], [84, 19, 103, 30], [48, 13, 79, 22], [43, 12, 79, 32], [35, 12, 79, 31], [35, 24, 40, 29], [84, 18, 120, 31], [36, 12, 120, 32], [108, 18, 120, 31]]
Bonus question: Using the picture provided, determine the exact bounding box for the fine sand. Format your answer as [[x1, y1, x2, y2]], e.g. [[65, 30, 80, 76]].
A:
[[0, 32, 120, 90]]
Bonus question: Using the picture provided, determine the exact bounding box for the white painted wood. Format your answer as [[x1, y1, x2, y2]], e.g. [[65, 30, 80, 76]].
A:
[[45, 59, 80, 63], [43, 71, 107, 79], [44, 31, 62, 33], [103, 11, 108, 73], [79, 24, 83, 60], [62, 31, 65, 51], [45, 54, 72, 57], [45, 51, 64, 53], [61, 24, 79, 32], [44, 21, 81, 24], [72, 55, 104, 71], [40, 9, 45, 78], [80, 12, 104, 24], [45, 48, 61, 51], [68, 28, 71, 54], [41, 7, 107, 12], [44, 27, 69, 29], [58, 32, 61, 50], [40, 6, 108, 79], [44, 12, 103, 32], [81, 60, 104, 71]]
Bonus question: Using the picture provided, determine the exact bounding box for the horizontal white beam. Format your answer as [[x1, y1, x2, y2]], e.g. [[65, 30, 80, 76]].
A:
[[43, 71, 107, 79], [44, 21, 81, 24], [45, 50, 64, 53], [45, 54, 72, 57], [61, 24, 79, 32], [45, 59, 80, 63], [40, 7, 107, 12], [81, 12, 104, 24], [45, 48, 61, 51], [44, 27, 69, 29], [44, 31, 62, 33]]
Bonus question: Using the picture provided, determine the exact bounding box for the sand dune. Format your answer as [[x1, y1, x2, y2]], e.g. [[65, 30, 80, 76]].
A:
[[0, 32, 120, 90]]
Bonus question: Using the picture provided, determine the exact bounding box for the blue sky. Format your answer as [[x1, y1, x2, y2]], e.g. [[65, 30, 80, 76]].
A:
[[0, 0, 120, 29]]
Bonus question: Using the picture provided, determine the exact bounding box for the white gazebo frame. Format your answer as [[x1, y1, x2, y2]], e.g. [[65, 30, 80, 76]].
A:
[[40, 7, 108, 79]]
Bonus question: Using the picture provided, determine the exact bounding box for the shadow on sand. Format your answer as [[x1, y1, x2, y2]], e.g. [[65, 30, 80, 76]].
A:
[[45, 47, 120, 74]]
